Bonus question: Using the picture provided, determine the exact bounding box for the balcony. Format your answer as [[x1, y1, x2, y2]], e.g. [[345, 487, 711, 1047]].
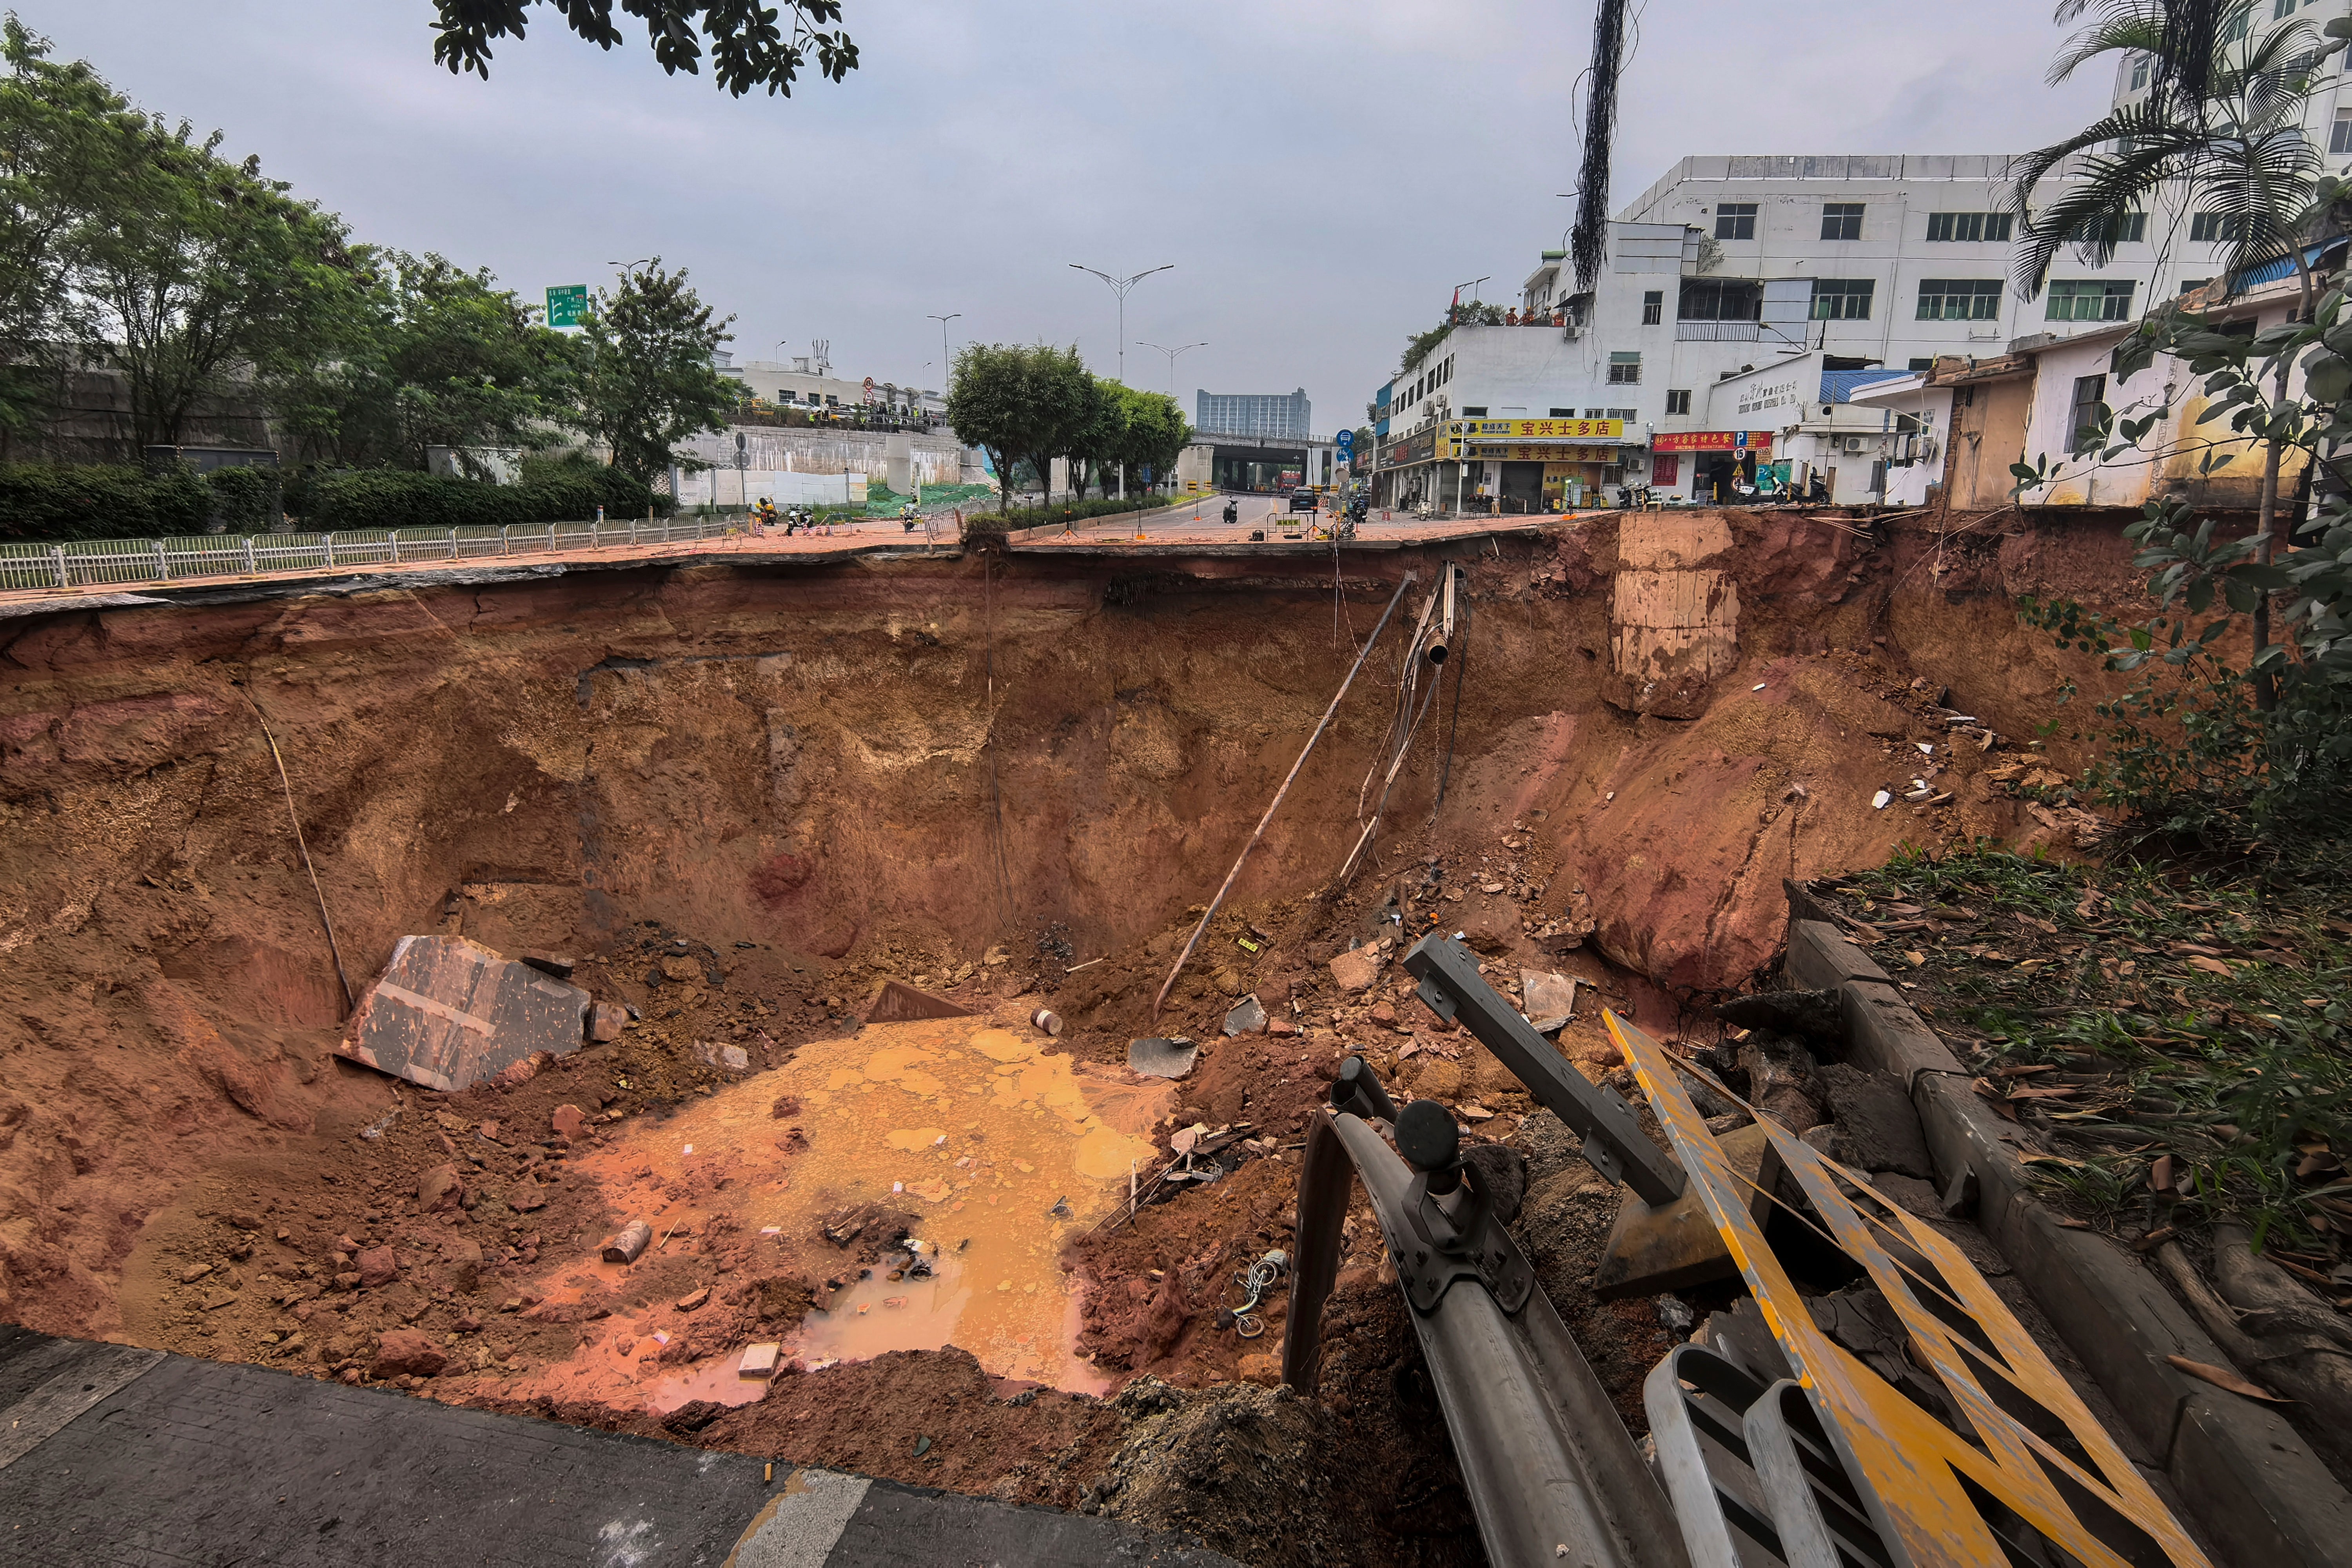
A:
[[1675, 319, 1805, 344]]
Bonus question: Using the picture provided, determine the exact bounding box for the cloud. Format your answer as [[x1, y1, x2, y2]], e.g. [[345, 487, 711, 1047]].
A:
[[39, 0, 2111, 423]]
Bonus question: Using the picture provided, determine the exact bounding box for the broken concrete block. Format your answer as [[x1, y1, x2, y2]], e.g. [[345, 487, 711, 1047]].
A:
[[1521, 969, 1579, 1024], [1819, 1062, 1934, 1180], [518, 950, 576, 980], [865, 980, 974, 1024], [1129, 1037, 1200, 1079], [338, 935, 592, 1092], [740, 1342, 782, 1379], [589, 1002, 628, 1042], [1327, 947, 1381, 992], [675, 1286, 710, 1312], [602, 1221, 653, 1264], [1223, 995, 1268, 1036]]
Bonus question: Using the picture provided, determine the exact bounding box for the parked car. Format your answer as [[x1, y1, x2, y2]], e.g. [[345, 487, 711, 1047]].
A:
[[1289, 490, 1319, 512]]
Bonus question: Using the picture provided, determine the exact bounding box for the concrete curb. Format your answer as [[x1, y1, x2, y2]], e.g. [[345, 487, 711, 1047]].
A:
[[1780, 893, 2352, 1568]]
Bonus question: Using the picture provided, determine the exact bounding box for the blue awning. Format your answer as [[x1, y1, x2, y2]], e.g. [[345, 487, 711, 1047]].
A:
[[1819, 368, 1912, 403]]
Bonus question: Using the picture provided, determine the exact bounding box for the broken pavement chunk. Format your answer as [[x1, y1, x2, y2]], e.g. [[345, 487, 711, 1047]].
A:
[[675, 1286, 710, 1312], [865, 980, 975, 1024], [1222, 995, 1267, 1036], [1128, 1037, 1200, 1079], [602, 1221, 653, 1264], [338, 935, 592, 1093], [1520, 969, 1579, 1026], [416, 1163, 465, 1214], [740, 1342, 782, 1379], [518, 950, 576, 979]]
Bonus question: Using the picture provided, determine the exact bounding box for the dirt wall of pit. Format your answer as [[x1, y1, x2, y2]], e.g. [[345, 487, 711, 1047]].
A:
[[0, 506, 2146, 1333]]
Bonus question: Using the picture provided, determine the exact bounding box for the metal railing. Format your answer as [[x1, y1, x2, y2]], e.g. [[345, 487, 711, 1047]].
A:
[[0, 515, 759, 593]]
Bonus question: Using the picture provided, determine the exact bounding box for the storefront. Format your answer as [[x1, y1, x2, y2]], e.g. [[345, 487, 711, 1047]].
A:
[[1444, 417, 1628, 510], [1651, 429, 1777, 500]]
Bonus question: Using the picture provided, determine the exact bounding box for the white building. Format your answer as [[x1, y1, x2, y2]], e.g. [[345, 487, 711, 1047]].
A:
[[720, 350, 942, 419], [1373, 151, 2240, 506]]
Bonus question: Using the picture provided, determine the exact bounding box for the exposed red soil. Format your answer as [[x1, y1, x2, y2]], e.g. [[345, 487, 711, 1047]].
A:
[[0, 510, 2148, 1562]]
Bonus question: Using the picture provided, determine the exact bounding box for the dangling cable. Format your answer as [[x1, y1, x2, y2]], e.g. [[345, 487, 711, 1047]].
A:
[[1431, 589, 1474, 819]]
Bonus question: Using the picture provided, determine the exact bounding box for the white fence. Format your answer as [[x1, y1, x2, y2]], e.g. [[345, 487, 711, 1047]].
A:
[[0, 515, 757, 593]]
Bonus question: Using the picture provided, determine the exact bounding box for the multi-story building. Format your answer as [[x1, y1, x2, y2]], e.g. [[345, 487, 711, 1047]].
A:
[[1196, 388, 1312, 441], [1369, 149, 2252, 508], [722, 350, 941, 419]]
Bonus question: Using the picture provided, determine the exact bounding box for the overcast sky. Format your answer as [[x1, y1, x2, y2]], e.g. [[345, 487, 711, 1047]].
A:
[[37, 1, 2112, 432]]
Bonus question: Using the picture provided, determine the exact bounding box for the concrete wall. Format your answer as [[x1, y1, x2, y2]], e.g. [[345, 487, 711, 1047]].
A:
[[674, 426, 978, 487]]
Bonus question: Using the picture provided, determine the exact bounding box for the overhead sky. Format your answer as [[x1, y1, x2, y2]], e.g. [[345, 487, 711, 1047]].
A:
[[38, 0, 2114, 433]]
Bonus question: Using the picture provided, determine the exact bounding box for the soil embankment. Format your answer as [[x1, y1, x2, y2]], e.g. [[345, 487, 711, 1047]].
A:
[[0, 507, 2152, 1561]]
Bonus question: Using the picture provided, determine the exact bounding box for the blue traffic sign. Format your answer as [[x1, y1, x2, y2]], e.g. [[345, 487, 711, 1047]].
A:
[[1334, 429, 1354, 449]]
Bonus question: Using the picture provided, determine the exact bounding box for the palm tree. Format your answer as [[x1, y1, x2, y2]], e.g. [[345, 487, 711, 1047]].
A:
[[2011, 3, 2347, 707]]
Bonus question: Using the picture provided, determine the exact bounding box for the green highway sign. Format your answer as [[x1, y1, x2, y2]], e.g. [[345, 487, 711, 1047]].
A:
[[546, 285, 588, 328]]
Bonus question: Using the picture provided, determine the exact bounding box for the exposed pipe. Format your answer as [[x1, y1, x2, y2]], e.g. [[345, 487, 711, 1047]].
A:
[[237, 687, 356, 1016], [1152, 572, 1416, 1017]]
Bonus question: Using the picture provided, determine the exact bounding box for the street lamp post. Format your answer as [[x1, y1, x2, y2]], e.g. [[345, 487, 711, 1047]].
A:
[[1067, 263, 1172, 389], [608, 257, 654, 278], [925, 312, 960, 387], [1135, 340, 1205, 399]]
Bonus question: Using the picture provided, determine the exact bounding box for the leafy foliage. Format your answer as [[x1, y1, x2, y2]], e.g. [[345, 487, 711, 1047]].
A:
[[2013, 6, 2350, 294], [578, 261, 735, 481], [947, 345, 1187, 513], [429, 0, 858, 97], [0, 459, 207, 538], [301, 465, 665, 533], [1830, 844, 2350, 1251]]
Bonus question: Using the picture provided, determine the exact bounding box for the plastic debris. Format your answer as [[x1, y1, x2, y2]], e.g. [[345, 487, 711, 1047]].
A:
[[1871, 789, 1892, 809]]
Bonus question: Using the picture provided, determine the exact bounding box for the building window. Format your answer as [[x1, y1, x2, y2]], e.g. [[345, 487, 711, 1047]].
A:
[[2274, 0, 2296, 18], [2190, 211, 2247, 243], [2179, 277, 2211, 293], [1926, 211, 2014, 242], [1642, 290, 1663, 325], [2047, 279, 2138, 320], [1606, 407, 1638, 421], [2129, 54, 2149, 89], [1915, 279, 2002, 320], [1666, 389, 1692, 415], [1583, 408, 1605, 418], [1678, 278, 1762, 320], [1548, 407, 1573, 417], [1908, 357, 1936, 373], [1461, 406, 1488, 416], [2069, 374, 2109, 455], [2068, 211, 2147, 244], [1606, 352, 1641, 385], [1714, 202, 1757, 240], [1821, 203, 1865, 241], [1811, 278, 1876, 320], [2332, 107, 2352, 154], [2220, 4, 2249, 42]]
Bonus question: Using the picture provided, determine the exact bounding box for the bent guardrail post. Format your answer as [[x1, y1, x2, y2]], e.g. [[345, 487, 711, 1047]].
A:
[[1401, 932, 1684, 1204], [1283, 1061, 1691, 1568]]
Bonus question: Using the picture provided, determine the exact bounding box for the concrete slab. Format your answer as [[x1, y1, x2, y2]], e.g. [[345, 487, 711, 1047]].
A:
[[339, 935, 592, 1091], [0, 1328, 1240, 1567], [864, 980, 974, 1024]]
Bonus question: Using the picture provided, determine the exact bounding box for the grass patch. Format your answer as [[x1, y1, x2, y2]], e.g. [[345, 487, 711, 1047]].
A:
[[1808, 844, 2350, 1281]]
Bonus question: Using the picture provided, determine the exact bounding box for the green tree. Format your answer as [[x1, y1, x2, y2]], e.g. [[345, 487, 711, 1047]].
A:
[[272, 252, 584, 471], [1104, 381, 1189, 490], [578, 260, 734, 481], [946, 342, 1030, 513], [430, 0, 858, 96], [0, 18, 149, 437], [2012, 4, 2352, 707], [946, 342, 1092, 513]]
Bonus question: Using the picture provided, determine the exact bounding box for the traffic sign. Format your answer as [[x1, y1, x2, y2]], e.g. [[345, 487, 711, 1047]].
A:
[[1334, 429, 1354, 450], [546, 285, 588, 328]]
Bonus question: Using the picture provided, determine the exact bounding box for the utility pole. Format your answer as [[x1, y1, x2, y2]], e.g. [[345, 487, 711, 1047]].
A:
[[926, 312, 960, 390], [1068, 263, 1173, 387]]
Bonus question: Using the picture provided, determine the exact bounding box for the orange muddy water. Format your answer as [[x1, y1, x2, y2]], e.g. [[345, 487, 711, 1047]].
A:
[[510, 1016, 1172, 1412]]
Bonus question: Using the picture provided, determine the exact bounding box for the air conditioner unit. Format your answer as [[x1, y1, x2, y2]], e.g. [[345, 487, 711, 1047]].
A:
[[1842, 436, 1869, 454], [1917, 436, 1939, 463], [1560, 323, 1583, 339]]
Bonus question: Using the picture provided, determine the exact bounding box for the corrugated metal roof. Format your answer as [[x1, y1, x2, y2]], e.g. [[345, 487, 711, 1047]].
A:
[[1820, 368, 1913, 403]]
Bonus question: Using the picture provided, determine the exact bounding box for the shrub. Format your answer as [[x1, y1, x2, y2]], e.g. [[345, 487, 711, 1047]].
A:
[[0, 462, 210, 541], [300, 465, 669, 533], [203, 466, 281, 533]]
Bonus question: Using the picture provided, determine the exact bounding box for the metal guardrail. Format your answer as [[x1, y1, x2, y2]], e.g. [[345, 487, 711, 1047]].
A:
[[0, 516, 759, 593]]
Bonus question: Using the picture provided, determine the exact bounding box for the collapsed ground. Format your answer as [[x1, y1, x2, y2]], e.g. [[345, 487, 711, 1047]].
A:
[[0, 509, 2169, 1562]]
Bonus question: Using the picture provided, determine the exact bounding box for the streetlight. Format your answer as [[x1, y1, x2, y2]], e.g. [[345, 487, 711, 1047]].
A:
[[1068, 263, 1172, 386], [1135, 340, 1205, 398], [608, 258, 654, 277], [926, 312, 961, 383]]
